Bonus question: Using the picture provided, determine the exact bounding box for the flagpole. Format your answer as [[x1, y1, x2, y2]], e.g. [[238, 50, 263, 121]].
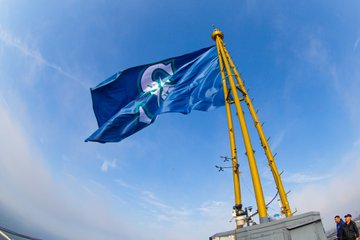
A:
[[212, 29, 269, 224], [221, 46, 293, 217], [214, 32, 245, 228]]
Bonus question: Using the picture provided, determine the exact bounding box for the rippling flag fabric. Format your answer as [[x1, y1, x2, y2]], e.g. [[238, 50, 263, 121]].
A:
[[86, 46, 223, 143]]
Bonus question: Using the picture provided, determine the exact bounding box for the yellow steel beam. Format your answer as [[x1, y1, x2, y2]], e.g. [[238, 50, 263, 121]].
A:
[[215, 36, 242, 207], [213, 30, 268, 222], [222, 44, 292, 217]]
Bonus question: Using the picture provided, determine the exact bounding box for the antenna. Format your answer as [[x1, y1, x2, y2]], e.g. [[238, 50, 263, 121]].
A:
[[215, 156, 235, 172]]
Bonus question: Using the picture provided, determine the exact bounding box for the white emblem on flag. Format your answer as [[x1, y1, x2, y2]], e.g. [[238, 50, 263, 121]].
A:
[[140, 63, 175, 102], [138, 106, 152, 124]]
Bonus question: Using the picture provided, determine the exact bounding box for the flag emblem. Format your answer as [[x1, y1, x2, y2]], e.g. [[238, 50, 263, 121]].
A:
[[86, 46, 224, 143]]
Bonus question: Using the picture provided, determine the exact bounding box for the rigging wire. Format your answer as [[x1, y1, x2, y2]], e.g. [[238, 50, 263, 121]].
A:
[[248, 191, 279, 219]]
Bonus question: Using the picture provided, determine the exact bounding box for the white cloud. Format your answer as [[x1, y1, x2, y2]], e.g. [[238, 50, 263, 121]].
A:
[[283, 172, 331, 184], [113, 179, 233, 231], [353, 139, 360, 147], [269, 130, 286, 152], [293, 32, 329, 72], [0, 100, 140, 240], [291, 146, 360, 231], [141, 191, 191, 222], [135, 190, 234, 239], [114, 179, 136, 189], [296, 32, 360, 128], [100, 159, 117, 172], [354, 37, 360, 51], [0, 26, 45, 65], [304, 35, 328, 66], [0, 26, 85, 87], [114, 179, 193, 223], [198, 201, 228, 216], [266, 28, 360, 233], [96, 153, 117, 172], [112, 181, 233, 235]]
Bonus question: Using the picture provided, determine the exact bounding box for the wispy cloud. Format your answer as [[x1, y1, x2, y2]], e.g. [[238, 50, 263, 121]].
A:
[[101, 159, 117, 172], [198, 201, 228, 216], [114, 179, 193, 223], [291, 146, 360, 230], [262, 168, 328, 185], [114, 179, 231, 226], [269, 130, 286, 152], [0, 100, 138, 240], [0, 26, 86, 88], [141, 191, 191, 222], [354, 37, 360, 51], [114, 179, 136, 189], [283, 172, 331, 184], [96, 153, 117, 172], [353, 138, 360, 147], [299, 33, 329, 68]]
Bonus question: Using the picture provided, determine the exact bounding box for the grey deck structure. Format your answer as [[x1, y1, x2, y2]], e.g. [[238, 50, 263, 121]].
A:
[[210, 212, 327, 240]]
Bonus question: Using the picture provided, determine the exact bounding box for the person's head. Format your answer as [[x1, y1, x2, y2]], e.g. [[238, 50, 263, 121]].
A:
[[344, 214, 352, 223], [335, 215, 341, 223]]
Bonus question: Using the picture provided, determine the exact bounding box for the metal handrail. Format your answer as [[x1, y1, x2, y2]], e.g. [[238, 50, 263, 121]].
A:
[[0, 226, 42, 240]]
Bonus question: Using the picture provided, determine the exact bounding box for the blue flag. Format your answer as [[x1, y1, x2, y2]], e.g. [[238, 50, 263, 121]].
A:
[[86, 46, 224, 143]]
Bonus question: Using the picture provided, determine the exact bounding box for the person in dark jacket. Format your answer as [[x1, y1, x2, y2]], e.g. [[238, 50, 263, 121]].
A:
[[335, 215, 345, 239], [341, 214, 359, 240]]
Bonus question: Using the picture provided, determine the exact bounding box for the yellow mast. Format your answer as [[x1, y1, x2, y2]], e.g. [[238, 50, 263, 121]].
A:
[[215, 34, 242, 208], [222, 47, 293, 217], [213, 29, 268, 223], [212, 28, 293, 224]]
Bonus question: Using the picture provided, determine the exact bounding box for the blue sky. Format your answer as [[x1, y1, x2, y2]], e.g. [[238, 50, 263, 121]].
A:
[[0, 0, 359, 239]]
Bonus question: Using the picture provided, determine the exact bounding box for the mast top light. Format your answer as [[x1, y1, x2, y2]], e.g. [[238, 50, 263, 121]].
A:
[[212, 29, 224, 41]]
